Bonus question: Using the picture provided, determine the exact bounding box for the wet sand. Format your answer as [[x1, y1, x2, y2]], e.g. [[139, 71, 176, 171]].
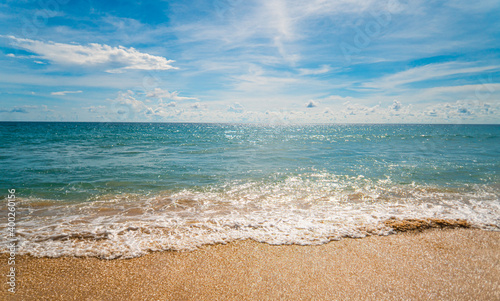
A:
[[1, 228, 499, 300]]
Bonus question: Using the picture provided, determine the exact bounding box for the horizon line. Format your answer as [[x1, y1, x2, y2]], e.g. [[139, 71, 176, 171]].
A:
[[1, 121, 499, 126]]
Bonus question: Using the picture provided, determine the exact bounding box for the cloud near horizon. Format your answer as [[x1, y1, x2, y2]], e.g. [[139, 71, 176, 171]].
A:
[[145, 88, 198, 102]]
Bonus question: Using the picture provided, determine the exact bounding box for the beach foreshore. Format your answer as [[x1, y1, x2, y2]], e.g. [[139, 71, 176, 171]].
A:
[[1, 228, 498, 301]]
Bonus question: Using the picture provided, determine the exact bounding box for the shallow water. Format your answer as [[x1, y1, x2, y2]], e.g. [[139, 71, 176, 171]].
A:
[[1, 122, 499, 258]]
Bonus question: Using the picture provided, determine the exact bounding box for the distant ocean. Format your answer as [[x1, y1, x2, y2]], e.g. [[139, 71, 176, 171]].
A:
[[1, 122, 499, 258]]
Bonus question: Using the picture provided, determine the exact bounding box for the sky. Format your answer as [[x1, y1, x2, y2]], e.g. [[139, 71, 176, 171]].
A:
[[0, 0, 499, 123]]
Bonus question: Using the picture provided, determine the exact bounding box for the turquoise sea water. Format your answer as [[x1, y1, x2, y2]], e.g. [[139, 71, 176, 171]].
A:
[[1, 122, 499, 258]]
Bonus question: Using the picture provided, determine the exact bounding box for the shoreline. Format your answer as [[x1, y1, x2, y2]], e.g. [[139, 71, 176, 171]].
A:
[[1, 227, 499, 300]]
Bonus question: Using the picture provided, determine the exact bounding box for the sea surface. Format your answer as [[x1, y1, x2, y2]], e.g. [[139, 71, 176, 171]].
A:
[[1, 122, 499, 258]]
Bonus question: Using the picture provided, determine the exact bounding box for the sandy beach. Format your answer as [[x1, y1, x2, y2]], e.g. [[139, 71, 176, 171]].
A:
[[1, 227, 498, 301]]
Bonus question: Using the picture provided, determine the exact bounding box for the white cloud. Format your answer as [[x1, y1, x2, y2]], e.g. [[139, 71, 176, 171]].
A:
[[190, 102, 202, 109], [145, 88, 198, 101], [109, 90, 149, 120], [306, 100, 318, 108], [389, 100, 402, 111], [424, 100, 498, 122], [4, 36, 177, 73], [106, 90, 205, 121], [86, 106, 106, 113], [228, 102, 245, 113], [341, 102, 379, 116], [298, 65, 332, 75], [51, 90, 83, 96], [115, 90, 148, 109]]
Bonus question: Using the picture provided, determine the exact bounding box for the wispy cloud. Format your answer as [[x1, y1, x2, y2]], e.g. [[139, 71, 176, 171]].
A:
[[0, 105, 53, 114], [4, 36, 177, 73], [0, 107, 28, 113], [232, 65, 299, 93], [362, 63, 500, 90], [145, 88, 198, 101], [51, 90, 83, 96], [298, 65, 332, 75]]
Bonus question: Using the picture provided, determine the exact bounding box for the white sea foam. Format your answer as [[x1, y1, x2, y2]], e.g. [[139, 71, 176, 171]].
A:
[[1, 175, 499, 259]]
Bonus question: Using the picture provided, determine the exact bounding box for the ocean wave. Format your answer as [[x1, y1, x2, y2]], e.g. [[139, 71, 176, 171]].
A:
[[1, 176, 499, 259]]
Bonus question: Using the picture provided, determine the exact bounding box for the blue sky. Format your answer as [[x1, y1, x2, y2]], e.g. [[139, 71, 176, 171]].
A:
[[0, 0, 499, 123]]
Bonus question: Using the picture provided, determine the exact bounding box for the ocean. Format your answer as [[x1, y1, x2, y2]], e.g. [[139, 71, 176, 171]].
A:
[[1, 122, 499, 258]]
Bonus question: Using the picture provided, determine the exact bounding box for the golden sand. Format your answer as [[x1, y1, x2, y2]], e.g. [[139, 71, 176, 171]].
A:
[[1, 228, 499, 300]]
